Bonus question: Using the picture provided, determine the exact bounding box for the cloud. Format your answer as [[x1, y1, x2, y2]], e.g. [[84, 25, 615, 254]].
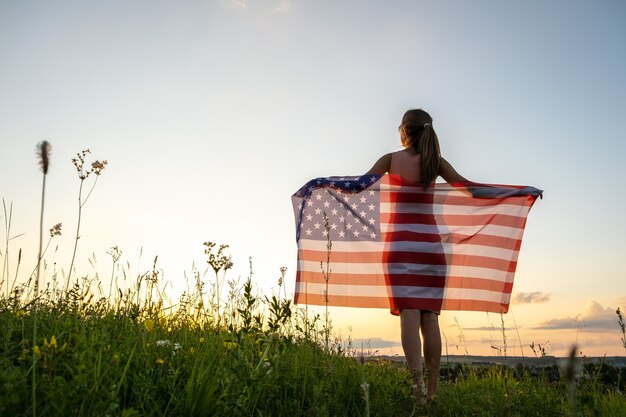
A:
[[351, 337, 401, 349], [464, 326, 517, 331], [534, 301, 622, 331], [513, 291, 551, 304], [617, 296, 626, 309]]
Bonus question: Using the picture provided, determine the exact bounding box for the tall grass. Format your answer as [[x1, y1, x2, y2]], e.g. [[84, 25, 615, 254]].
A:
[[0, 144, 625, 416]]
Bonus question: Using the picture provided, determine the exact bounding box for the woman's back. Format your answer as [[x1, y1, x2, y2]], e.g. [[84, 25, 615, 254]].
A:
[[389, 150, 422, 182]]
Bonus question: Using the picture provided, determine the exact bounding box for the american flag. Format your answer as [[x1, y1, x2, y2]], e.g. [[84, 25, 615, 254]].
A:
[[292, 174, 542, 314]]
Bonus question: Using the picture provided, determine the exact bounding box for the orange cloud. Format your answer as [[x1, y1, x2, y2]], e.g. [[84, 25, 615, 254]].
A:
[[534, 301, 622, 331], [513, 291, 551, 304]]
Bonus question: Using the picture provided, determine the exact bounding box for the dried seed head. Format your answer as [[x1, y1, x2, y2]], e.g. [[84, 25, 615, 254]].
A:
[[91, 160, 108, 175], [36, 141, 52, 174], [49, 223, 62, 237]]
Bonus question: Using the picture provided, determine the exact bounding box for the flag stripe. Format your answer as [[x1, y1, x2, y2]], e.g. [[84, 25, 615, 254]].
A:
[[298, 260, 515, 281], [381, 212, 528, 228], [293, 293, 509, 313], [299, 249, 517, 272], [297, 282, 511, 303], [294, 270, 514, 291], [299, 240, 518, 260], [380, 202, 532, 216], [380, 223, 526, 241], [384, 231, 522, 251]]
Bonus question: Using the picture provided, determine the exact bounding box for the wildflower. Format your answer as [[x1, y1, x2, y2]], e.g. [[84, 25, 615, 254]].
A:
[[159, 317, 167, 328], [223, 341, 238, 351], [155, 358, 165, 365], [15, 309, 25, 318], [44, 335, 57, 349], [173, 342, 181, 351], [144, 319, 154, 332], [91, 160, 108, 175], [156, 340, 171, 347], [199, 337, 205, 343], [72, 149, 91, 179], [49, 223, 62, 237], [33, 345, 41, 358]]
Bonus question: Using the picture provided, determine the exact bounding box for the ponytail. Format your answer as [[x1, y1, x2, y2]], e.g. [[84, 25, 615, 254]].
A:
[[400, 109, 441, 189], [417, 123, 441, 189]]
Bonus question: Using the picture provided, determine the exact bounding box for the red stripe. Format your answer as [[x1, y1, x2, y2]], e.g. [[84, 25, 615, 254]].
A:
[[297, 271, 513, 292], [441, 298, 509, 313], [300, 249, 515, 272], [294, 293, 510, 314], [294, 292, 392, 308], [384, 231, 522, 251]]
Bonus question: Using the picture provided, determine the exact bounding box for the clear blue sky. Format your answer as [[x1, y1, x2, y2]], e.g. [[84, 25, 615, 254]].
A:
[[1, 0, 625, 356]]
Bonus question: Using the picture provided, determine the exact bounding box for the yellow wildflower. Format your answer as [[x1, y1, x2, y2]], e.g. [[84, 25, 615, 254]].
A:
[[199, 337, 205, 343], [223, 341, 238, 351], [33, 345, 41, 358], [144, 319, 154, 332], [43, 337, 57, 349], [159, 317, 167, 328], [155, 358, 165, 365], [15, 309, 26, 318]]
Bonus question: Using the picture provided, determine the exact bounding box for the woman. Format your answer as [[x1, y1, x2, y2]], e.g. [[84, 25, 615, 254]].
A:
[[366, 109, 467, 403]]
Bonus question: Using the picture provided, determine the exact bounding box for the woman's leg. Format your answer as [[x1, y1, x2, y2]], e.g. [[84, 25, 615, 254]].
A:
[[420, 311, 441, 399], [400, 309, 425, 401]]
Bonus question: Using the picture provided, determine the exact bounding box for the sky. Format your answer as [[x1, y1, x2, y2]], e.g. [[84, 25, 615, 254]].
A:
[[1, 0, 625, 357]]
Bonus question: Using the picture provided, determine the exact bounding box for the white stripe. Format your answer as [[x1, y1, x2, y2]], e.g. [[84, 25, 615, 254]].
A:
[[297, 283, 509, 302], [299, 260, 384, 275], [298, 260, 515, 282], [380, 202, 530, 217], [299, 240, 385, 252], [299, 239, 517, 261], [379, 182, 529, 199], [380, 223, 525, 240]]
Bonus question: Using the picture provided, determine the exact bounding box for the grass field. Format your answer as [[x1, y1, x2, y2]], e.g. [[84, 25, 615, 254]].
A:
[[1, 146, 625, 416], [2, 255, 625, 417]]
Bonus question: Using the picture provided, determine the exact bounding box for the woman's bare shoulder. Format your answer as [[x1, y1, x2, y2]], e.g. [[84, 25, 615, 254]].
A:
[[366, 152, 393, 175]]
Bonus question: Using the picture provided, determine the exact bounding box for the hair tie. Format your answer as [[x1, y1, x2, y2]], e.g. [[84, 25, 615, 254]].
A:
[[423, 123, 431, 128]]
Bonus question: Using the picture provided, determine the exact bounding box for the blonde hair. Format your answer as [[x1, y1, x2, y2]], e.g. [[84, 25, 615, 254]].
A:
[[399, 109, 441, 189]]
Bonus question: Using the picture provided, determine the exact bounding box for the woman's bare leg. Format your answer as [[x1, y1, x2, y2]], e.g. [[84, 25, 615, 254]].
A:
[[420, 311, 441, 399], [400, 309, 425, 401]]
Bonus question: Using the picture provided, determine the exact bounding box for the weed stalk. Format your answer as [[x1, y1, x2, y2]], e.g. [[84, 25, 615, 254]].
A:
[[321, 211, 332, 351], [617, 307, 626, 351], [66, 150, 107, 289], [33, 141, 51, 417]]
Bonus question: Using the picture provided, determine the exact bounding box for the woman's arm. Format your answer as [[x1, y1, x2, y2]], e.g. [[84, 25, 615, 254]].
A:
[[365, 153, 392, 175], [438, 157, 468, 183]]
